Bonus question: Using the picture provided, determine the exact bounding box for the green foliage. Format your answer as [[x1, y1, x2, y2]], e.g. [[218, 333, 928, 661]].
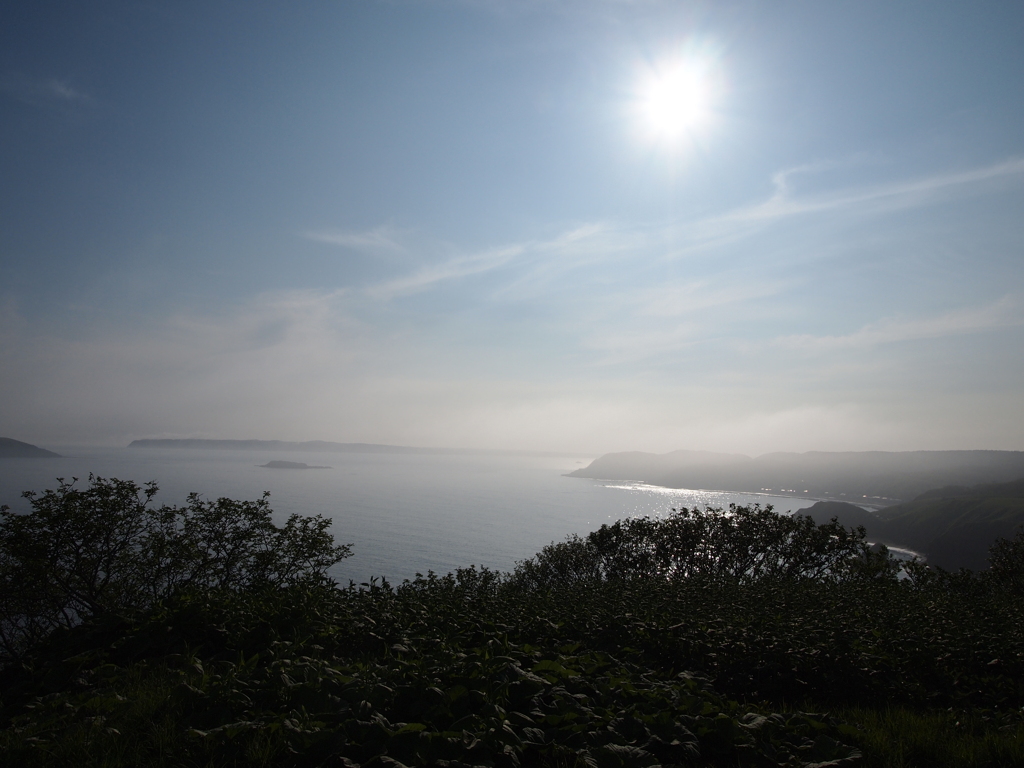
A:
[[0, 475, 351, 664], [511, 505, 884, 590], [3, 490, 1024, 766], [0, 581, 863, 768], [528, 572, 1024, 712], [988, 527, 1024, 595]]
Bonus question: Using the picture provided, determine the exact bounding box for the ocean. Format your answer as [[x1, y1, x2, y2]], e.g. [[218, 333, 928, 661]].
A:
[[0, 446, 849, 584]]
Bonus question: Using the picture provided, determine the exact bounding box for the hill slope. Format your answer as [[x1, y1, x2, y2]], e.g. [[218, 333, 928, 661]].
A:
[[0, 437, 60, 458], [878, 478, 1024, 570], [796, 479, 1024, 570]]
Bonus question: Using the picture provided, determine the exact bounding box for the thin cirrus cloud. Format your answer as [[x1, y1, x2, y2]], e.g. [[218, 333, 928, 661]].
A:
[[491, 223, 652, 300], [367, 243, 527, 299], [715, 157, 1024, 228], [773, 296, 1023, 352], [301, 224, 622, 300], [302, 226, 406, 254], [0, 73, 92, 108], [363, 223, 620, 300], [46, 80, 88, 101], [310, 154, 1024, 307], [655, 156, 1024, 264]]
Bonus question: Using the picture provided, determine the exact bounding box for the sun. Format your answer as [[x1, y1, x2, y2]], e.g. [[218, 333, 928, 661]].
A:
[[643, 66, 708, 135], [634, 52, 721, 145]]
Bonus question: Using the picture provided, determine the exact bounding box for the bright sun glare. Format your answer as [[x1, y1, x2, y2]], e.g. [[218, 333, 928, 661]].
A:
[[636, 53, 720, 144]]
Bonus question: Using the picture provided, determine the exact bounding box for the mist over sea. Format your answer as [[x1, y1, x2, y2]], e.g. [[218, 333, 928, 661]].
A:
[[1, 447, 839, 584]]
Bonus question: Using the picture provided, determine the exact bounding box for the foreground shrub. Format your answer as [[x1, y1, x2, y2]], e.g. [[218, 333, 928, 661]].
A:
[[989, 527, 1024, 595], [0, 475, 351, 664], [511, 505, 896, 590]]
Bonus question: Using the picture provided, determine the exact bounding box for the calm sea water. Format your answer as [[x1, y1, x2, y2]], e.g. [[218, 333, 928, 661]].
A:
[[0, 447, 846, 584]]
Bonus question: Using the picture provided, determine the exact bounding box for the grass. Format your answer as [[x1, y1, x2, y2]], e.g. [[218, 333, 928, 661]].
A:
[[836, 706, 1024, 768]]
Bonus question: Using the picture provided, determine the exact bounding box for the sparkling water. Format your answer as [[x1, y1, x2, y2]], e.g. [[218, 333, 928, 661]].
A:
[[0, 447, 868, 584]]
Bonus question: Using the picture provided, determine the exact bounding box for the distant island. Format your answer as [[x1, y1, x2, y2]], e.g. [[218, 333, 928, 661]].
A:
[[0, 437, 61, 459], [259, 460, 331, 470], [132, 438, 441, 454], [129, 438, 572, 458], [569, 448, 1024, 504]]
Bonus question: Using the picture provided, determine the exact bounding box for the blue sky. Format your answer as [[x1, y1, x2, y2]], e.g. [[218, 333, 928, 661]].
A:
[[2, 0, 1023, 454]]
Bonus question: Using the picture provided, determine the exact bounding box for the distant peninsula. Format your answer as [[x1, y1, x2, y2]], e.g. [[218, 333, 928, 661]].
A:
[[131, 438, 442, 454], [0, 437, 61, 459], [129, 438, 572, 458], [259, 460, 331, 470], [569, 449, 1024, 504]]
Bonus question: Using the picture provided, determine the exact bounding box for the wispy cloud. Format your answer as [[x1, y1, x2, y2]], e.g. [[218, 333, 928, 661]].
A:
[[718, 157, 1024, 227], [46, 80, 89, 101], [774, 296, 1023, 352], [368, 244, 526, 298], [365, 222, 624, 300], [0, 73, 92, 108], [491, 223, 650, 297], [302, 226, 406, 254], [648, 156, 1024, 265]]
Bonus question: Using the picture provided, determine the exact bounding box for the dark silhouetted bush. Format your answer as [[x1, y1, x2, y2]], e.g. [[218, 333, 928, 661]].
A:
[[989, 526, 1024, 594], [510, 504, 892, 590], [0, 475, 351, 663]]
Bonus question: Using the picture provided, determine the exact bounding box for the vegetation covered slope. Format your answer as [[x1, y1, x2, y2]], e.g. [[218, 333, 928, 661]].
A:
[[2, 477, 1024, 767], [796, 478, 1024, 570], [877, 478, 1024, 570]]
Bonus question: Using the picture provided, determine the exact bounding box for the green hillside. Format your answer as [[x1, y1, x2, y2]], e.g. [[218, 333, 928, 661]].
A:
[[796, 479, 1024, 570], [877, 479, 1024, 570]]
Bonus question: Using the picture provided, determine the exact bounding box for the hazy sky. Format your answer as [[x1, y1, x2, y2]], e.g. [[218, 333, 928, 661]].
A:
[[2, 1, 1023, 454]]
